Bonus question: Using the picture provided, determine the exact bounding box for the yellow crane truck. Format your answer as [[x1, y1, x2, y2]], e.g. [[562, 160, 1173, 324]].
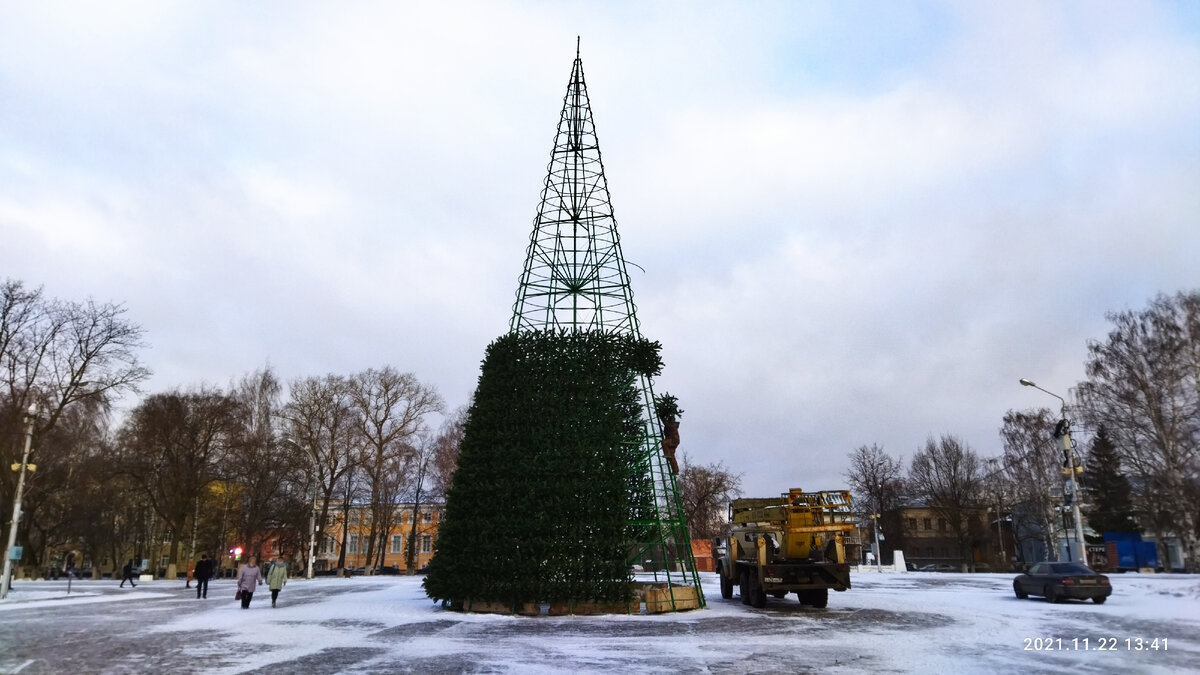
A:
[[716, 488, 854, 608]]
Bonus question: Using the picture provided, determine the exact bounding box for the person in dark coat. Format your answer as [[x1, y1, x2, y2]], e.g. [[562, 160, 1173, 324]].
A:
[[193, 554, 213, 599], [119, 560, 137, 588]]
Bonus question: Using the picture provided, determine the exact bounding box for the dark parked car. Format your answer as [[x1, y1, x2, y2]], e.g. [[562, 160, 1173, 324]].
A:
[[918, 564, 956, 572], [1013, 562, 1111, 604]]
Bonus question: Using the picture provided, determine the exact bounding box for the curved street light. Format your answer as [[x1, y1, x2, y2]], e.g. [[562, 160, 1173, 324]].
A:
[[1019, 378, 1088, 565]]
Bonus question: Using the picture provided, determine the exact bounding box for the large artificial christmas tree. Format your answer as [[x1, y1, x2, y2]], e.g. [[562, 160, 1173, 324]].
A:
[[423, 332, 660, 606], [424, 41, 701, 612]]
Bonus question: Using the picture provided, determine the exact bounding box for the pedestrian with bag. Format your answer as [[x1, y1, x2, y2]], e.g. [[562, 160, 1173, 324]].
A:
[[235, 556, 264, 609], [193, 554, 213, 599], [119, 560, 137, 588], [266, 554, 289, 608]]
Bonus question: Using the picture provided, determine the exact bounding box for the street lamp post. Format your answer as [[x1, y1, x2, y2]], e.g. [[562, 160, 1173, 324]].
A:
[[1, 405, 38, 600], [871, 513, 883, 572], [282, 437, 319, 580], [308, 499, 317, 580], [1019, 378, 1088, 565], [987, 458, 1008, 571]]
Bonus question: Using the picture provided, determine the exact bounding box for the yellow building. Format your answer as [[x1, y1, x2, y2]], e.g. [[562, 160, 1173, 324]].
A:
[[315, 502, 443, 573], [898, 503, 993, 569]]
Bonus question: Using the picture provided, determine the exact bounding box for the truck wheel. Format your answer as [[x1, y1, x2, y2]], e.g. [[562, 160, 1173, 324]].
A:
[[810, 588, 828, 609], [749, 582, 767, 609], [719, 567, 734, 600], [748, 586, 768, 607]]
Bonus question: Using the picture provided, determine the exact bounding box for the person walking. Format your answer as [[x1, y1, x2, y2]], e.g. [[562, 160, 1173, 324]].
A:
[[119, 560, 137, 588], [266, 554, 289, 608], [193, 554, 213, 599], [236, 556, 264, 609]]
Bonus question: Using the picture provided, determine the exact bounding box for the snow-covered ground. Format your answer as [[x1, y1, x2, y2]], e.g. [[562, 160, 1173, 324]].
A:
[[1, 571, 1197, 673]]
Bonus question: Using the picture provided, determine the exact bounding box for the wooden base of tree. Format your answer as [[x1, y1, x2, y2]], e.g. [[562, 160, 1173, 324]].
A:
[[442, 579, 701, 615]]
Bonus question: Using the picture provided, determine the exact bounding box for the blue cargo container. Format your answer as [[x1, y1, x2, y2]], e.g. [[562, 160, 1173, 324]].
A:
[[1105, 532, 1158, 570]]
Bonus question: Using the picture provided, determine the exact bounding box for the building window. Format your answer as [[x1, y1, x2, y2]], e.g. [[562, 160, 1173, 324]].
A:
[[907, 518, 917, 530], [347, 534, 359, 555], [391, 535, 404, 554], [422, 511, 433, 524], [938, 518, 948, 532], [923, 518, 932, 531], [421, 535, 432, 554]]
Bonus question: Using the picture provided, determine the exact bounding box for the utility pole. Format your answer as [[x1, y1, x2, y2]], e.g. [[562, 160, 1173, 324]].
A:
[[307, 499, 317, 579], [2, 405, 38, 600], [872, 513, 883, 572], [1020, 379, 1088, 565], [987, 458, 1008, 571]]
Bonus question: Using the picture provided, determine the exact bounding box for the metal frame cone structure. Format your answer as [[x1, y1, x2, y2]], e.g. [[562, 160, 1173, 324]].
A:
[[510, 39, 704, 607]]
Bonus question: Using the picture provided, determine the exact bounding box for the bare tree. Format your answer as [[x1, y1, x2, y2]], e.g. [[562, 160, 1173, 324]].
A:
[[845, 444, 906, 561], [22, 392, 112, 570], [845, 444, 905, 517], [403, 436, 437, 574], [677, 455, 743, 541], [2, 280, 148, 435], [116, 388, 238, 575], [908, 435, 986, 569], [347, 367, 444, 573], [999, 409, 1063, 563], [227, 367, 295, 561], [63, 440, 127, 577], [1076, 290, 1200, 572], [279, 375, 359, 571], [1, 280, 148, 571], [430, 405, 469, 500], [368, 454, 406, 570]]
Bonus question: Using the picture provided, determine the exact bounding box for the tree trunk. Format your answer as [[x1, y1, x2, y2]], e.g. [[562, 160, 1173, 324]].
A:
[[337, 480, 351, 570], [406, 502, 421, 574], [363, 501, 377, 574]]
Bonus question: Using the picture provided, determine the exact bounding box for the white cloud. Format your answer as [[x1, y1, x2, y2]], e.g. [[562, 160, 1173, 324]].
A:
[[2, 1, 1198, 496]]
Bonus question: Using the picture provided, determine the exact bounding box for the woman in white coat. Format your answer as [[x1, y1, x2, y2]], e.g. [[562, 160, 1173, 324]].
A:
[[266, 554, 289, 608]]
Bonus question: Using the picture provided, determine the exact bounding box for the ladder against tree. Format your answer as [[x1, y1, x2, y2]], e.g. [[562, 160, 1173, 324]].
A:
[[510, 40, 703, 606]]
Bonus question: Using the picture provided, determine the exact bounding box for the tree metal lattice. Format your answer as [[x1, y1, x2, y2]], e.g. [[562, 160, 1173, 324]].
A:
[[510, 41, 703, 605]]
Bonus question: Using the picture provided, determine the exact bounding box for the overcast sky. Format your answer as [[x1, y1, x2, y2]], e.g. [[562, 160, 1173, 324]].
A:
[[3, 1, 1198, 497]]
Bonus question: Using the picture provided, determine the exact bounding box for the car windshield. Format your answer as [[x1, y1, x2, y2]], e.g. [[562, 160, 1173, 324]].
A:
[[1050, 563, 1093, 575]]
